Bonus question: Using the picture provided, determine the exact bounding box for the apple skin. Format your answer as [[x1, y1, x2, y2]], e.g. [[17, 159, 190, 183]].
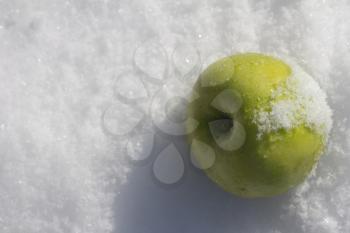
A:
[[187, 53, 325, 198]]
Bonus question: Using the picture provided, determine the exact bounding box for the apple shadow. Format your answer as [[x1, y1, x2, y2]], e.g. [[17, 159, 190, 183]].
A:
[[112, 99, 301, 233]]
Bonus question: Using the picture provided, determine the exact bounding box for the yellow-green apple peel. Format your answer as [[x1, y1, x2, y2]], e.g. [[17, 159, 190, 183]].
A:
[[187, 53, 332, 198]]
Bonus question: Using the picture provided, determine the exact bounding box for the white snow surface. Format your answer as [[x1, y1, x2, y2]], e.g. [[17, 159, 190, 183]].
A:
[[0, 0, 350, 233]]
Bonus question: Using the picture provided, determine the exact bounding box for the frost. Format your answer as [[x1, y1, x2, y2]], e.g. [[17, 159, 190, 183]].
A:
[[254, 62, 333, 140]]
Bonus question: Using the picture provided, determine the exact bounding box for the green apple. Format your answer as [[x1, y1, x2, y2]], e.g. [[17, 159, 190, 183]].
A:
[[187, 53, 332, 198]]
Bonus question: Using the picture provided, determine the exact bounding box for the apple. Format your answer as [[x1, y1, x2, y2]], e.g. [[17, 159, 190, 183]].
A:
[[186, 53, 332, 198]]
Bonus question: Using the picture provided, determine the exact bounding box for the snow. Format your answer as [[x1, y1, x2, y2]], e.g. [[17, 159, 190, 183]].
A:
[[253, 60, 333, 140], [0, 0, 350, 233], [134, 40, 168, 81]]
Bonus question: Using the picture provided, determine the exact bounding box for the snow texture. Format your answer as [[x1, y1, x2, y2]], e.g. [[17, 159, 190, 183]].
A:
[[254, 60, 333, 140], [0, 0, 350, 233]]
